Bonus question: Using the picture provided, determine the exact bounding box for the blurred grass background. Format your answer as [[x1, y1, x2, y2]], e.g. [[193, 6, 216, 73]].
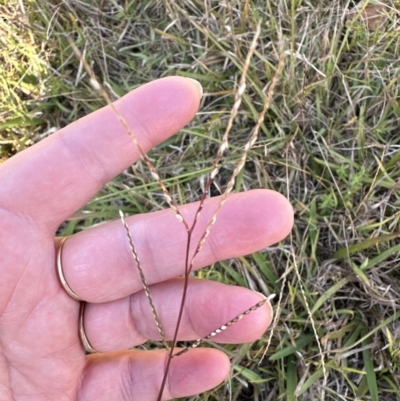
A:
[[2, 0, 400, 400]]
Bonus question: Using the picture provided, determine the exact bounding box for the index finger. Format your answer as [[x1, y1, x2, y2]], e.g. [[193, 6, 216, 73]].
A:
[[0, 77, 202, 230]]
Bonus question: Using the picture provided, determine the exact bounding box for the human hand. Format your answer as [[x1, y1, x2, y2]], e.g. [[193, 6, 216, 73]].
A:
[[0, 77, 293, 400]]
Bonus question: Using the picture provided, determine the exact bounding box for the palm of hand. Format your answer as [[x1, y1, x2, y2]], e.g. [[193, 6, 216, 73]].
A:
[[0, 222, 84, 399], [0, 77, 293, 401]]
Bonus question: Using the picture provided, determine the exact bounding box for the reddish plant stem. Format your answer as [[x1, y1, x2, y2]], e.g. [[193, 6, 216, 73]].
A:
[[157, 22, 262, 399], [157, 181, 212, 400]]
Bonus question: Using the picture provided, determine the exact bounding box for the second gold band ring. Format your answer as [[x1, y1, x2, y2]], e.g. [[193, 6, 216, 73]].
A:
[[79, 302, 98, 354]]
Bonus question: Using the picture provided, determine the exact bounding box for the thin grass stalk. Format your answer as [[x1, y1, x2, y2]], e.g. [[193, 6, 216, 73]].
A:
[[256, 243, 328, 385], [290, 241, 327, 383], [156, 23, 263, 401], [119, 210, 168, 349], [258, 259, 291, 364], [258, 129, 291, 365]]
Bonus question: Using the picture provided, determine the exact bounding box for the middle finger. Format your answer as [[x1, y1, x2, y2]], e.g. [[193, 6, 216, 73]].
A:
[[59, 189, 293, 303]]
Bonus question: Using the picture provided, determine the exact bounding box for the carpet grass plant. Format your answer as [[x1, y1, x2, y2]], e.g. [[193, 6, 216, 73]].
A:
[[2, 0, 400, 400]]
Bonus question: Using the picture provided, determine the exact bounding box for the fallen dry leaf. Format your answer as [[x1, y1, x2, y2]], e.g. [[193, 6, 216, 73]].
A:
[[347, 3, 388, 30]]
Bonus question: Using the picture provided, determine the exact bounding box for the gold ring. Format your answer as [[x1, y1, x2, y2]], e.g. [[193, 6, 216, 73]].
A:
[[56, 237, 82, 301], [79, 302, 98, 353]]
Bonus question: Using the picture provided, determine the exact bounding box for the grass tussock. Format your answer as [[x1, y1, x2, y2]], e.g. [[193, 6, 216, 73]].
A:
[[3, 0, 400, 400]]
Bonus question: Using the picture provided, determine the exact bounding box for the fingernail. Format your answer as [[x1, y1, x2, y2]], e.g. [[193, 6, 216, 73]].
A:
[[186, 78, 203, 98]]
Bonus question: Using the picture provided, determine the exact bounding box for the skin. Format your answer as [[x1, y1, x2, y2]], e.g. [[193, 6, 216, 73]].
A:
[[0, 77, 294, 401]]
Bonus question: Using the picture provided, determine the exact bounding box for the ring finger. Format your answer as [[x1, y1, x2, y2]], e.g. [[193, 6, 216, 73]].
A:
[[82, 278, 273, 353]]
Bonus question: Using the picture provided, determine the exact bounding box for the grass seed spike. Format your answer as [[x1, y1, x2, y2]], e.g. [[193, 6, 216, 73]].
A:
[[70, 21, 286, 401]]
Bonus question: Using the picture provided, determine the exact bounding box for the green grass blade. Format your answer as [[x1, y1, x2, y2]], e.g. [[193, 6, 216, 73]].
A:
[[333, 232, 400, 258], [269, 334, 314, 361], [358, 326, 379, 401]]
